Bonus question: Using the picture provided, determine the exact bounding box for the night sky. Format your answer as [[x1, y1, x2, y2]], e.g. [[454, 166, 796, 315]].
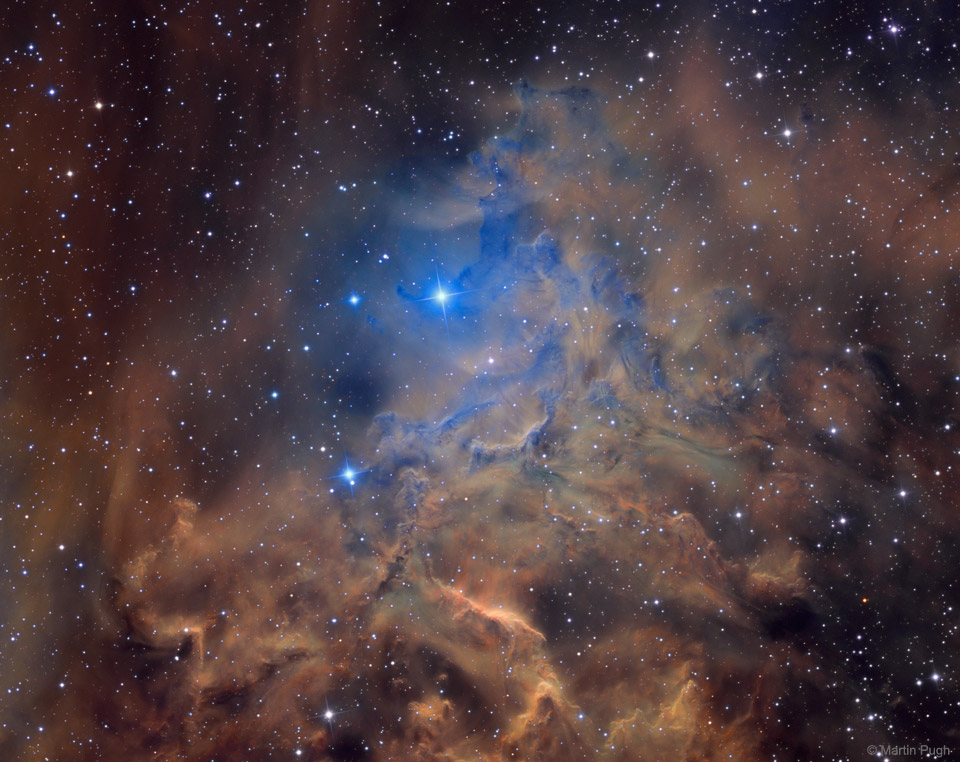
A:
[[2, 1, 960, 760]]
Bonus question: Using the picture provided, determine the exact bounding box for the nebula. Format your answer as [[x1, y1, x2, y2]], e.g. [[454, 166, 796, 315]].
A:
[[2, 3, 959, 761]]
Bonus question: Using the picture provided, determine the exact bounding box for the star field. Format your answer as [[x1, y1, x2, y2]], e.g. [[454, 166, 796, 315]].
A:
[[1, 1, 959, 761]]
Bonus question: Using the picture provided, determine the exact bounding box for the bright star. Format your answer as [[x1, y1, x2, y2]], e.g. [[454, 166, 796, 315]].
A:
[[349, 293, 360, 306], [434, 288, 448, 304]]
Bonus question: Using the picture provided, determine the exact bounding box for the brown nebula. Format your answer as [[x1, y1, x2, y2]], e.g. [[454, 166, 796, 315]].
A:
[[2, 4, 960, 761]]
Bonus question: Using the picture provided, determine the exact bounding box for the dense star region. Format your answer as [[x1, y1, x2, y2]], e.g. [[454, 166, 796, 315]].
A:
[[2, 1, 959, 760]]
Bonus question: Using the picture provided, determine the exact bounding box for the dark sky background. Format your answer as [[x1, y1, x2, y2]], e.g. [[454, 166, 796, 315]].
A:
[[2, 1, 959, 760]]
